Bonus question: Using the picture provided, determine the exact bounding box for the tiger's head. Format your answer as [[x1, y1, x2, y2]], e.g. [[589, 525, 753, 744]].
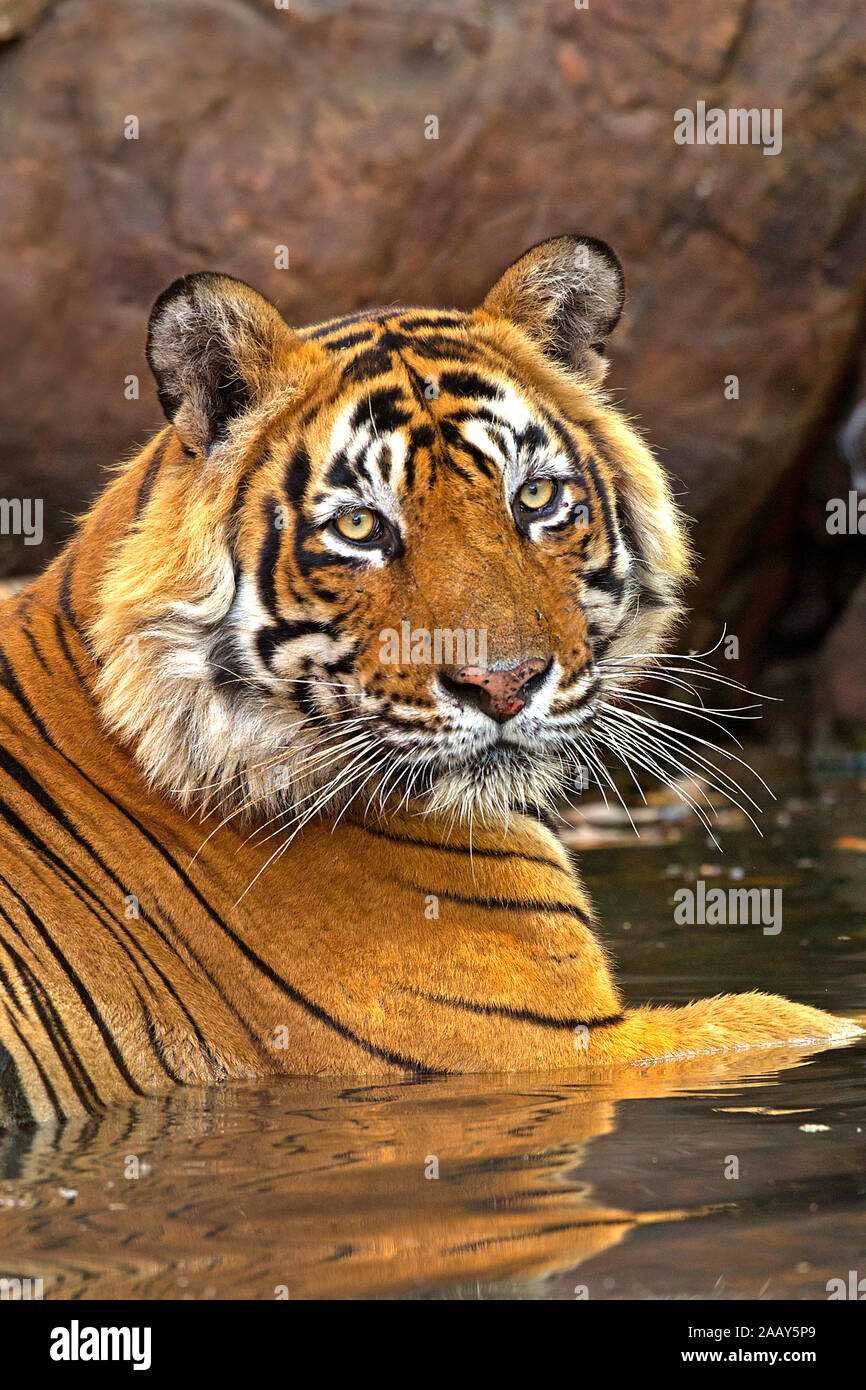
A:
[[91, 236, 691, 828]]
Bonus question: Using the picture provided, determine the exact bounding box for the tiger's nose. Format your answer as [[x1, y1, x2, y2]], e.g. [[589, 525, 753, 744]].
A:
[[441, 658, 551, 723]]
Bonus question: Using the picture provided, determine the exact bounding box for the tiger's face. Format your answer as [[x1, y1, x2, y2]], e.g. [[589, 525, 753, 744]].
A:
[[94, 236, 690, 827]]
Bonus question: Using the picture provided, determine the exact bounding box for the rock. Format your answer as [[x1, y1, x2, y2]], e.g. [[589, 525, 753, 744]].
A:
[[0, 0, 864, 733], [0, 0, 51, 43], [816, 575, 866, 732]]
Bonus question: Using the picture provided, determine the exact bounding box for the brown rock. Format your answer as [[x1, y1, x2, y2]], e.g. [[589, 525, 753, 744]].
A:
[[0, 0, 51, 43], [817, 575, 866, 730], [0, 0, 864, 725]]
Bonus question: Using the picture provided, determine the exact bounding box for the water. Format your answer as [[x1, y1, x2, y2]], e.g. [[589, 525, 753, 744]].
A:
[[1, 775, 865, 1300]]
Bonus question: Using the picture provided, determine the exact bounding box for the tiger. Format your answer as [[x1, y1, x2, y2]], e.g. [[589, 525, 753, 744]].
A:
[[0, 233, 859, 1126]]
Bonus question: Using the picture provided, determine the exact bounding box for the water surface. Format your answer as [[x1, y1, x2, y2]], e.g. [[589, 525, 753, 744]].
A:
[[2, 776, 865, 1299]]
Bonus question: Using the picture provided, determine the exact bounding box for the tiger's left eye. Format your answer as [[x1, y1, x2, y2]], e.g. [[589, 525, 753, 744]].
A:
[[516, 477, 559, 512]]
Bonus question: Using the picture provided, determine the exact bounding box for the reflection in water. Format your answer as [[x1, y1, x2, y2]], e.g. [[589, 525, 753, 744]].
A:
[[1, 779, 865, 1299], [1, 1043, 864, 1300]]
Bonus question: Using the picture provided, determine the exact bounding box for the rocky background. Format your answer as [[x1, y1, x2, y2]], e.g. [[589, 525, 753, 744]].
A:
[[1, 0, 865, 743]]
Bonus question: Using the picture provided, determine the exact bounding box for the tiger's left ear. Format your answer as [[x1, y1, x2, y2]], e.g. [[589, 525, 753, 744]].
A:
[[481, 234, 625, 384]]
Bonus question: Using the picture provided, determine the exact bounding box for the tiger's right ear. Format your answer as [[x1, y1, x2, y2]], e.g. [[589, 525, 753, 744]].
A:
[[146, 273, 295, 455]]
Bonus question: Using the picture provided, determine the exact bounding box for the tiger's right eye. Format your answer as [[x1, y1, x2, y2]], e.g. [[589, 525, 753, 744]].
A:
[[333, 508, 378, 543]]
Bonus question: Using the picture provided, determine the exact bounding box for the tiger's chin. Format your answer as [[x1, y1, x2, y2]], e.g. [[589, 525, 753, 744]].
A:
[[230, 742, 567, 836], [419, 745, 567, 826]]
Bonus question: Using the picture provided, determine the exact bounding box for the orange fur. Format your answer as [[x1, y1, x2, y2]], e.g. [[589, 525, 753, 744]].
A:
[[0, 239, 859, 1124]]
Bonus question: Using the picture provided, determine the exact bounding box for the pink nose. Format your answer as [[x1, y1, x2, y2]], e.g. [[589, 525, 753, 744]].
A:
[[445, 658, 549, 723]]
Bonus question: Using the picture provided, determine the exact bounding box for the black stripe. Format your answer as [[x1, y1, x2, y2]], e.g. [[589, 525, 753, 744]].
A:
[[446, 1215, 633, 1257], [406, 988, 624, 1031], [2, 1006, 56, 1125], [0, 641, 55, 745], [403, 421, 435, 490], [396, 314, 467, 332], [380, 711, 435, 733], [2, 854, 220, 1087], [584, 562, 626, 599], [302, 308, 384, 340], [132, 988, 186, 1085], [350, 385, 412, 434], [434, 890, 590, 922], [257, 617, 341, 669], [0, 722, 431, 1077], [552, 675, 600, 715], [284, 442, 311, 506], [391, 333, 470, 361], [0, 877, 142, 1099], [255, 494, 283, 618], [20, 624, 51, 676], [437, 369, 501, 400], [0, 791, 136, 955], [0, 925, 102, 1112], [341, 344, 396, 383], [134, 438, 168, 522], [357, 823, 571, 874], [52, 611, 94, 691], [0, 947, 25, 1013], [318, 330, 375, 352], [58, 551, 85, 637], [438, 419, 496, 478]]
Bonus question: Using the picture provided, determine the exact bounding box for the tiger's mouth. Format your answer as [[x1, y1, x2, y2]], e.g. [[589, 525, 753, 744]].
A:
[[281, 657, 604, 826]]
